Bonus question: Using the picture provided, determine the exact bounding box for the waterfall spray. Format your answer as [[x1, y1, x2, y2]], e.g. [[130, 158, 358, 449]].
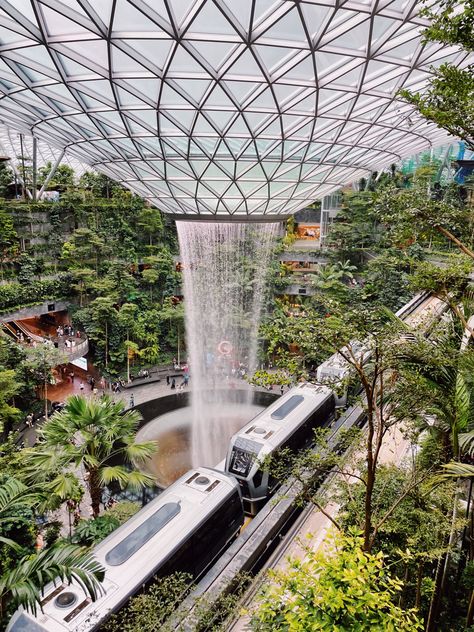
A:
[[177, 221, 278, 466]]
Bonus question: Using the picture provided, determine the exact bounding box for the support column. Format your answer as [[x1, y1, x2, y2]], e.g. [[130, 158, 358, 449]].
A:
[[38, 149, 65, 200], [32, 136, 37, 201]]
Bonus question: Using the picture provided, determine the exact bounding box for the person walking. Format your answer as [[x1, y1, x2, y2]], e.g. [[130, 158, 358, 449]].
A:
[[129, 393, 135, 408], [79, 381, 84, 393], [26, 413, 33, 428], [280, 384, 285, 396]]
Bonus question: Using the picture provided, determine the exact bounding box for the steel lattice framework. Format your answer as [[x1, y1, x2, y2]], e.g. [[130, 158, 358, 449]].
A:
[[0, 0, 471, 216], [0, 125, 89, 175]]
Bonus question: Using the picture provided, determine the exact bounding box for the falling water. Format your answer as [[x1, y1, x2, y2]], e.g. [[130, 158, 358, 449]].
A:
[[177, 221, 278, 467]]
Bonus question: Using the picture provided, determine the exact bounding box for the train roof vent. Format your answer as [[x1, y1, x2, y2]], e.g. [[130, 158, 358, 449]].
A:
[[195, 475, 210, 485], [54, 592, 77, 609], [252, 427, 266, 435], [186, 471, 220, 493]]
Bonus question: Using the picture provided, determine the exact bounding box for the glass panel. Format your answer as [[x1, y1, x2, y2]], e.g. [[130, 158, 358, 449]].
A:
[[7, 612, 49, 631], [271, 395, 304, 420], [112, 0, 159, 31], [263, 8, 307, 42], [188, 2, 237, 36], [106, 502, 181, 566]]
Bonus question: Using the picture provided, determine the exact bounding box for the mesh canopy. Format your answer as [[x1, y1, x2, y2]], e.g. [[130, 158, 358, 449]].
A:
[[0, 0, 471, 216]]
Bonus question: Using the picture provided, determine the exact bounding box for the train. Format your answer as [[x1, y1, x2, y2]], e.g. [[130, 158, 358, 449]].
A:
[[8, 385, 336, 632], [225, 383, 335, 515], [316, 340, 367, 407], [6, 468, 243, 632]]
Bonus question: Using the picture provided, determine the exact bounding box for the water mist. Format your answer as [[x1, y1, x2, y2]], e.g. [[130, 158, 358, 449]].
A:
[[176, 221, 278, 467]]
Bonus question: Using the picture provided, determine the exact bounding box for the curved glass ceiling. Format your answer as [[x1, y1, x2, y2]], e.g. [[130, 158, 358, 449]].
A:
[[0, 0, 471, 216], [0, 125, 89, 176]]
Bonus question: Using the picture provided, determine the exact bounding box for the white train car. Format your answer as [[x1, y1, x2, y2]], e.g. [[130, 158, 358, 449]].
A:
[[316, 340, 368, 407], [7, 468, 243, 632], [225, 384, 335, 515]]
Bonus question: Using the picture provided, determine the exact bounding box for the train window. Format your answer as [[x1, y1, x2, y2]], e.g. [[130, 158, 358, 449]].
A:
[[228, 438, 262, 477], [105, 502, 181, 566], [7, 613, 49, 631], [252, 469, 264, 488], [271, 395, 304, 420], [229, 448, 255, 476]]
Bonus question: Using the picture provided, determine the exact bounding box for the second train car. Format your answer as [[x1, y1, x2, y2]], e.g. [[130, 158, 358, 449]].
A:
[[225, 384, 335, 515]]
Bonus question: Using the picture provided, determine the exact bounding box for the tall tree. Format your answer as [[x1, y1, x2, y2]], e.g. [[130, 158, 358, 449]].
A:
[[137, 207, 164, 249], [22, 345, 67, 420]]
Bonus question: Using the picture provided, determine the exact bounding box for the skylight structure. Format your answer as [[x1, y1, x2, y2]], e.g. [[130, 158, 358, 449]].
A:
[[0, 125, 89, 177], [0, 0, 471, 217]]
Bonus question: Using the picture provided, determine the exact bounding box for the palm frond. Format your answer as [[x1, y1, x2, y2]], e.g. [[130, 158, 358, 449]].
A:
[[98, 465, 131, 487], [0, 544, 104, 616], [459, 431, 474, 455], [22, 448, 73, 483], [45, 473, 82, 502], [0, 478, 44, 520], [122, 469, 156, 490], [438, 461, 474, 480], [123, 440, 157, 464]]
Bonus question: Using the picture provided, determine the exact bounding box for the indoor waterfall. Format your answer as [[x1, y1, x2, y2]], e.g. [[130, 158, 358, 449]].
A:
[[177, 221, 278, 467]]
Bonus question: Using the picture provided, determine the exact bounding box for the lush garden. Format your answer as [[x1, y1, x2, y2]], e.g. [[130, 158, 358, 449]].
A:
[[0, 0, 473, 629]]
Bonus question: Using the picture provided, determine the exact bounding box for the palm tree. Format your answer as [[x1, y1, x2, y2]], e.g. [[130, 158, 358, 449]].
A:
[[0, 478, 104, 618], [24, 395, 157, 517]]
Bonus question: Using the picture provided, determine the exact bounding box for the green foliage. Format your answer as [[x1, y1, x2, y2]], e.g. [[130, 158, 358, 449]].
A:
[[399, 0, 474, 149], [0, 476, 104, 620], [104, 500, 140, 524], [0, 367, 21, 433], [103, 573, 192, 632], [79, 171, 120, 197], [422, 0, 474, 51], [103, 570, 251, 632], [0, 208, 18, 269], [137, 206, 164, 248], [339, 465, 456, 568], [0, 163, 12, 198], [250, 530, 423, 631], [23, 395, 156, 516], [73, 514, 120, 546], [0, 543, 104, 618], [37, 162, 75, 191], [362, 253, 412, 310], [325, 191, 378, 261], [0, 274, 73, 313], [375, 182, 474, 252]]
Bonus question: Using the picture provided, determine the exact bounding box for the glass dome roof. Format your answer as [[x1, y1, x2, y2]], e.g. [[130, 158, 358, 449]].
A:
[[0, 0, 471, 217], [0, 125, 89, 177]]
